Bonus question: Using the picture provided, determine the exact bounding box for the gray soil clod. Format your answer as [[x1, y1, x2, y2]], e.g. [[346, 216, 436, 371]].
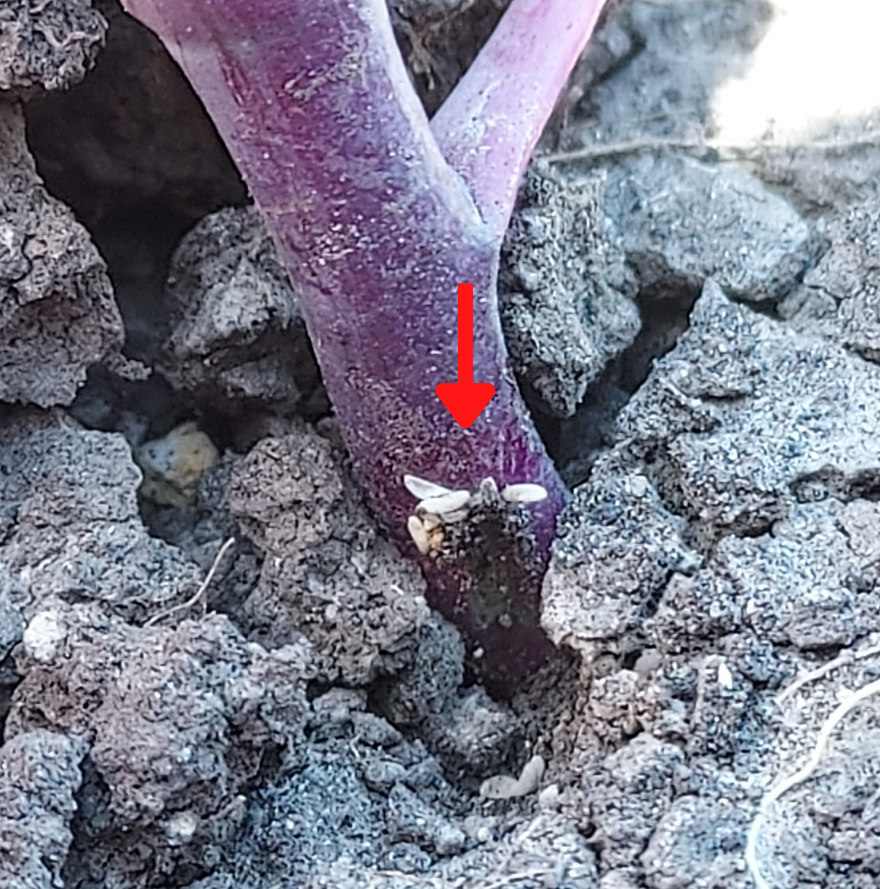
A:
[[0, 0, 107, 96], [0, 102, 123, 406], [603, 154, 815, 304], [501, 166, 640, 419], [0, 2, 119, 406], [160, 207, 320, 413], [5, 1, 880, 888], [226, 422, 432, 687], [0, 729, 87, 889], [7, 601, 313, 887], [0, 409, 202, 622]]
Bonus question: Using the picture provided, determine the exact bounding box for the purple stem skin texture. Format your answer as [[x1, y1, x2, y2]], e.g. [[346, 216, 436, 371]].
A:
[[120, 0, 605, 691], [433, 0, 607, 240]]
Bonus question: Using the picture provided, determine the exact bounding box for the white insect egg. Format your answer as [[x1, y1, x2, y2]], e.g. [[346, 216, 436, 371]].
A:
[[165, 810, 199, 844], [479, 774, 520, 801], [500, 483, 548, 504], [479, 755, 545, 800], [406, 515, 431, 555], [417, 489, 471, 516], [403, 474, 452, 500], [23, 610, 67, 663]]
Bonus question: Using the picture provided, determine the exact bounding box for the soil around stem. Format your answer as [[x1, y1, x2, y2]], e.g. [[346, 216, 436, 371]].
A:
[[4, 0, 880, 887]]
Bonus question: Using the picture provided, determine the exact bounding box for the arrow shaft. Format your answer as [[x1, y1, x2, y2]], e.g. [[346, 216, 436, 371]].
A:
[[435, 283, 495, 428], [458, 283, 474, 384]]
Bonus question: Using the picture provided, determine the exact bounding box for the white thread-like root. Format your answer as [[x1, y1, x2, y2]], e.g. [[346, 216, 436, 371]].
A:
[[776, 642, 880, 703], [145, 537, 235, 627], [746, 675, 880, 889]]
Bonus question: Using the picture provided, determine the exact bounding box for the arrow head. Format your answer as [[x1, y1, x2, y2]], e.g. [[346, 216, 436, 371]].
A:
[[435, 382, 496, 429]]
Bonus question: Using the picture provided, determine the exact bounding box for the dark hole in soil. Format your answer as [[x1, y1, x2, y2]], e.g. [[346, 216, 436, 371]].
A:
[[396, 0, 509, 116], [0, 658, 20, 743], [637, 576, 667, 621], [848, 469, 880, 502], [21, 1, 259, 448], [542, 279, 703, 487], [626, 281, 704, 390], [83, 201, 194, 362]]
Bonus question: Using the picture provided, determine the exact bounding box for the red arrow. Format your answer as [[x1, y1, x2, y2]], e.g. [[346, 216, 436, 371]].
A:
[[435, 283, 496, 429]]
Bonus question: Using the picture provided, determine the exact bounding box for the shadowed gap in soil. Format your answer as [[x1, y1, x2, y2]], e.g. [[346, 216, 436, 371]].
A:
[[533, 278, 703, 487]]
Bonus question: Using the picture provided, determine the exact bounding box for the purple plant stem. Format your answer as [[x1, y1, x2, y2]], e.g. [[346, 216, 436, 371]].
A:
[[120, 0, 603, 689], [433, 0, 607, 240]]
